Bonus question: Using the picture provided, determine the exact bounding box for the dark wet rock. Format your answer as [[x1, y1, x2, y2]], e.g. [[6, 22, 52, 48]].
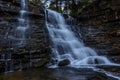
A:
[[96, 65, 120, 73], [77, 0, 120, 63], [33, 59, 50, 68], [58, 59, 70, 67], [0, 61, 5, 73], [87, 72, 118, 80], [0, 0, 50, 73]]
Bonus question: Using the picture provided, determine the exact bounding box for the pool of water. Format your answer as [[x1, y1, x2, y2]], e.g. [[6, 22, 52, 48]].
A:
[[0, 66, 119, 80]]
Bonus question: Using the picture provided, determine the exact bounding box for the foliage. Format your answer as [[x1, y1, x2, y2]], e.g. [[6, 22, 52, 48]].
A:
[[29, 0, 95, 17]]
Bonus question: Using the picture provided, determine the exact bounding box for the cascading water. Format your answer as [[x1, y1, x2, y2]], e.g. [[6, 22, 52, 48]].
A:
[[16, 0, 29, 46], [8, 0, 29, 47], [17, 0, 30, 70], [1, 0, 30, 72], [45, 9, 113, 67]]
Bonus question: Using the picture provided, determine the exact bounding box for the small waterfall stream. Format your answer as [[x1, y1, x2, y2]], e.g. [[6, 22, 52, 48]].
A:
[[16, 0, 29, 70], [16, 0, 29, 46], [8, 0, 29, 47], [45, 9, 113, 67], [0, 0, 30, 72]]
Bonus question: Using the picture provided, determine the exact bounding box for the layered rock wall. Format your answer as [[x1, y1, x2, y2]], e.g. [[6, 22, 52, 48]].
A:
[[0, 0, 51, 72], [78, 0, 120, 63]]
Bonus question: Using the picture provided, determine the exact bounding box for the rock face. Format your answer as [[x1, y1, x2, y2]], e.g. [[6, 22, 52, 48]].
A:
[[0, 0, 51, 72], [87, 72, 118, 80], [77, 0, 120, 63]]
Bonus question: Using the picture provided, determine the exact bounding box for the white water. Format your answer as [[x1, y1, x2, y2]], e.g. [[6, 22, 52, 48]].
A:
[[15, 0, 29, 46], [9, 0, 28, 72], [17, 0, 30, 70], [45, 9, 114, 66], [45, 9, 120, 79], [7, 0, 29, 47]]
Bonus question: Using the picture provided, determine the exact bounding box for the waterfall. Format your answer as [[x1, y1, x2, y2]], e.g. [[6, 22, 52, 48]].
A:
[[8, 0, 29, 47], [17, 0, 30, 70], [1, 0, 30, 72], [16, 0, 29, 47], [45, 9, 113, 67]]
